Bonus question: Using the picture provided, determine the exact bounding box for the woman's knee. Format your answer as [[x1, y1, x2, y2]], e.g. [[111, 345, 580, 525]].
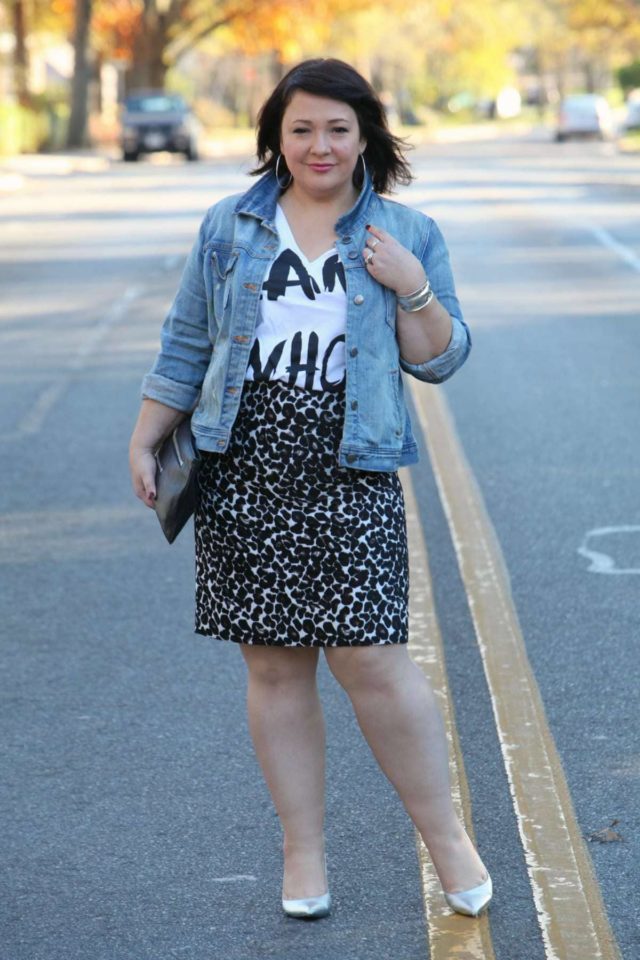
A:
[[324, 644, 412, 694], [240, 645, 319, 688]]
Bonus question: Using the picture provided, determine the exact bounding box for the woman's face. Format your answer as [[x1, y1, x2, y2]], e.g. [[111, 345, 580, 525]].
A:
[[279, 91, 366, 200]]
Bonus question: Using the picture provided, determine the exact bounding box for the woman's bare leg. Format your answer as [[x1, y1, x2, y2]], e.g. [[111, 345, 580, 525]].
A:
[[239, 645, 328, 898], [324, 644, 487, 894]]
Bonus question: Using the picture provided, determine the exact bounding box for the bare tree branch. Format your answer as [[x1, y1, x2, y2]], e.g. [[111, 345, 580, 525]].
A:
[[166, 3, 255, 64]]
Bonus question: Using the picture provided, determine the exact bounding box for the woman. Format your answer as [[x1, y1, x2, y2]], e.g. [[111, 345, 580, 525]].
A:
[[129, 58, 492, 921]]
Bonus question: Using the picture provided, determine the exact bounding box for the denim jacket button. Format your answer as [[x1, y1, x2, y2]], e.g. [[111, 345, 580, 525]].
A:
[[346, 453, 357, 463], [347, 250, 359, 260], [353, 294, 364, 305], [351, 400, 358, 410], [341, 235, 352, 242], [350, 347, 358, 357]]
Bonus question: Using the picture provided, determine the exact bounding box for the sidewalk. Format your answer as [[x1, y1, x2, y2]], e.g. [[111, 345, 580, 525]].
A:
[[0, 147, 115, 194]]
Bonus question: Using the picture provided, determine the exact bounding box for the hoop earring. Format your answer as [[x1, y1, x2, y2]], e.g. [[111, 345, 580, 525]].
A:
[[275, 154, 292, 189], [353, 152, 367, 188]]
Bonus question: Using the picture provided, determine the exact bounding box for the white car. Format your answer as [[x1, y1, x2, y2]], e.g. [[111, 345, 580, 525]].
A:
[[555, 94, 615, 141], [623, 97, 640, 132]]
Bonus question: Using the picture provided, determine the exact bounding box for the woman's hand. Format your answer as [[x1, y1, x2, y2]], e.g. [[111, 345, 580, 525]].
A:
[[362, 224, 426, 295], [129, 446, 158, 509], [128, 398, 186, 509], [363, 224, 454, 365]]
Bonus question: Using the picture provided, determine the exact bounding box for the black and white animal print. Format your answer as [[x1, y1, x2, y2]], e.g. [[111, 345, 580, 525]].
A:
[[194, 379, 409, 646]]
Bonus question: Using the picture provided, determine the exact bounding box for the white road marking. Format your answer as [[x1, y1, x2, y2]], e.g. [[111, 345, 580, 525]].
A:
[[586, 224, 640, 273], [210, 875, 257, 883], [11, 284, 145, 439], [578, 525, 640, 574], [18, 380, 69, 436]]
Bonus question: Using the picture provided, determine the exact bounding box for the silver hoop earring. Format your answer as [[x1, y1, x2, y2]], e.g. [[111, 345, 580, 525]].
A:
[[275, 154, 292, 189], [354, 152, 367, 187]]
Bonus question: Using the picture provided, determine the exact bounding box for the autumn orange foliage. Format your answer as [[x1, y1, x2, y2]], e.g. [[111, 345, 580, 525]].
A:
[[93, 1, 141, 61]]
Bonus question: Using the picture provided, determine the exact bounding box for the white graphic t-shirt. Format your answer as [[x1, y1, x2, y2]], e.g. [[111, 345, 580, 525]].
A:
[[244, 205, 347, 392]]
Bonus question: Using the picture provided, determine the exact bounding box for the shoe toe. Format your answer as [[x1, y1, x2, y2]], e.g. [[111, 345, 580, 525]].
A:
[[282, 892, 331, 919], [444, 875, 492, 917]]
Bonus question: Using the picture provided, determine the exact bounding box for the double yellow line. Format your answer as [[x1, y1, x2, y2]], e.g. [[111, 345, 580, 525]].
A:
[[404, 383, 621, 960]]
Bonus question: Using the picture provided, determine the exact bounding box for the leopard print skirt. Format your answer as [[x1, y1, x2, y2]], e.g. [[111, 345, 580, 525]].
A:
[[194, 379, 408, 646]]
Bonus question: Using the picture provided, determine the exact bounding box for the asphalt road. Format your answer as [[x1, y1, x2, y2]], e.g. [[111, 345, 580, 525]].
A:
[[1, 133, 638, 960]]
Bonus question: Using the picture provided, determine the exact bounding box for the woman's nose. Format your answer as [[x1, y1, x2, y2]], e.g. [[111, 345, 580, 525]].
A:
[[310, 133, 330, 154]]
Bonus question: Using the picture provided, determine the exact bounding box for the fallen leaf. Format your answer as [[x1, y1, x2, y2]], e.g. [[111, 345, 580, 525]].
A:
[[586, 819, 623, 843]]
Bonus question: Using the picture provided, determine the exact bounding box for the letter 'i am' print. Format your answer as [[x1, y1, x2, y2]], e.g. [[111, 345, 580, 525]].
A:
[[246, 205, 348, 392]]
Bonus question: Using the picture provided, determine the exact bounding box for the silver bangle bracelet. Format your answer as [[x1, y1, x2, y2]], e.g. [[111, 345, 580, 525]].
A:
[[396, 278, 434, 312]]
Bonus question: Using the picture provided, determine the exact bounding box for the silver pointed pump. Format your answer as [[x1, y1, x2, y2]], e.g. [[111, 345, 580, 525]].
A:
[[444, 874, 492, 917], [281, 890, 331, 919], [282, 852, 330, 919]]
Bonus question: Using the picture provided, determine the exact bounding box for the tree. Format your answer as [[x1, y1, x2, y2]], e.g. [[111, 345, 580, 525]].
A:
[[220, 0, 370, 65], [7, 0, 30, 106], [521, 0, 640, 97], [107, 0, 371, 91], [618, 58, 640, 92], [326, 0, 526, 111], [565, 0, 640, 90], [125, 1, 262, 91], [67, 0, 93, 146]]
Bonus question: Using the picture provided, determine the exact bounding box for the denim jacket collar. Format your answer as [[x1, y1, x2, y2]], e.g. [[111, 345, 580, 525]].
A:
[[234, 169, 375, 234]]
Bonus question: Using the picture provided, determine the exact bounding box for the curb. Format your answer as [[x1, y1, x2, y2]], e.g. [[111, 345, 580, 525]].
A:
[[0, 150, 114, 194]]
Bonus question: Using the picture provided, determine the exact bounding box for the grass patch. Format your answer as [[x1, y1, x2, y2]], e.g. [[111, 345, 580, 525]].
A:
[[618, 130, 640, 153]]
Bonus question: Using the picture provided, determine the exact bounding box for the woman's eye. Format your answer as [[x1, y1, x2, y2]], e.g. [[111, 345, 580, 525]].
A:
[[293, 128, 309, 134], [332, 127, 349, 133]]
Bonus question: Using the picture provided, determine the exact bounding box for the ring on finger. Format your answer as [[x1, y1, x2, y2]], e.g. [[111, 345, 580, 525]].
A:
[[369, 237, 381, 249], [365, 250, 375, 264]]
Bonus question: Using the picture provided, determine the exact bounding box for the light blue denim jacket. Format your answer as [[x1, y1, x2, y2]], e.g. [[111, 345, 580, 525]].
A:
[[141, 170, 470, 471]]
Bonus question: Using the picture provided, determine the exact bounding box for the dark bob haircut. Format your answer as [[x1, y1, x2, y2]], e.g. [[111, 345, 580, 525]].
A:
[[252, 58, 413, 195]]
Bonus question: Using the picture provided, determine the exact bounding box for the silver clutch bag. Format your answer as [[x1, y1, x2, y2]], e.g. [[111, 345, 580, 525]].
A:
[[153, 419, 201, 543]]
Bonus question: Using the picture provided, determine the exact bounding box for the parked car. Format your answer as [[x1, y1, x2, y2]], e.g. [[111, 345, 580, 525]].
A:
[[622, 94, 640, 132], [120, 91, 201, 162], [555, 94, 615, 142]]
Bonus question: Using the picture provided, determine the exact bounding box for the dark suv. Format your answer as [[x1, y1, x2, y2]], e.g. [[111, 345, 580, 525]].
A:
[[120, 91, 200, 162]]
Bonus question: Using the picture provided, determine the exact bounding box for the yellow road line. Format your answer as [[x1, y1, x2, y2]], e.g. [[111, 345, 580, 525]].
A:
[[410, 382, 621, 960], [403, 473, 496, 960]]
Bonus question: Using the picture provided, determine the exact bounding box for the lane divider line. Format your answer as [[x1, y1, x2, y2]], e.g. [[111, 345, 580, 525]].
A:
[[403, 472, 496, 960], [15, 284, 145, 438], [410, 382, 621, 960], [586, 224, 640, 274]]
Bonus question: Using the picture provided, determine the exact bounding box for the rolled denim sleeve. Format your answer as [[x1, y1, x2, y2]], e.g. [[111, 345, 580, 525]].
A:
[[141, 212, 213, 411], [399, 218, 471, 384]]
